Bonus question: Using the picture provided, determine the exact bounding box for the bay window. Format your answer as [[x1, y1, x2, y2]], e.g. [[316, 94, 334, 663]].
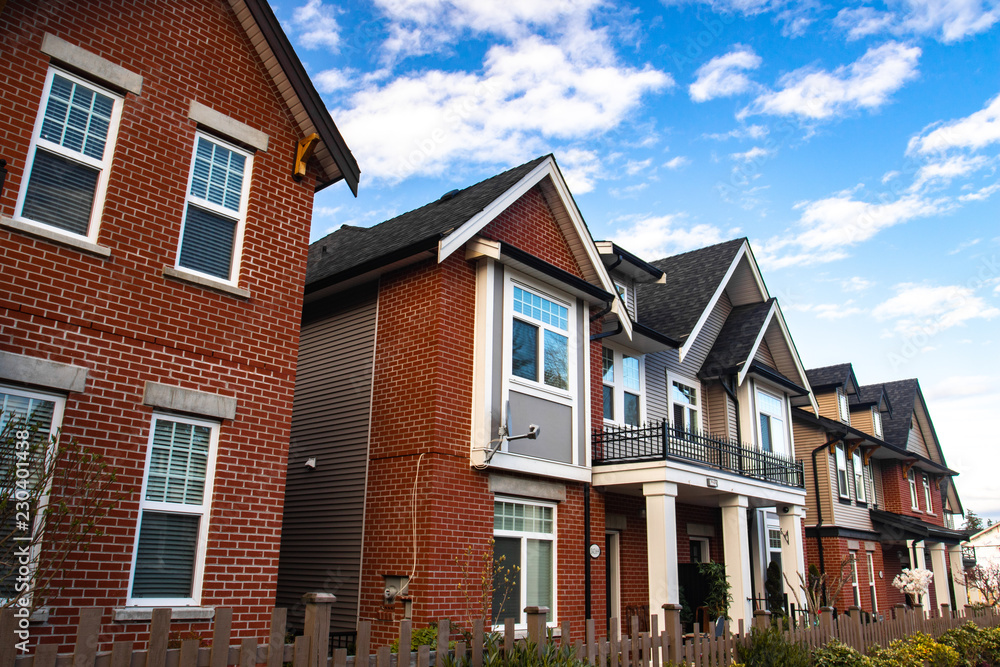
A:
[[492, 499, 555, 626], [128, 414, 218, 606]]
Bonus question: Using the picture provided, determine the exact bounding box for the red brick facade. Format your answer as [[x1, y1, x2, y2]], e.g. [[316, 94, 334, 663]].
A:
[[357, 185, 608, 644], [1, 0, 323, 648]]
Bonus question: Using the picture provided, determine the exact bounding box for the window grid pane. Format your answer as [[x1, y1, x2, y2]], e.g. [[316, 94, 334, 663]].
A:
[[602, 347, 614, 384], [190, 137, 246, 212], [40, 75, 113, 160], [146, 419, 210, 506], [513, 287, 567, 331], [494, 501, 553, 534], [623, 356, 639, 391], [672, 382, 697, 407]]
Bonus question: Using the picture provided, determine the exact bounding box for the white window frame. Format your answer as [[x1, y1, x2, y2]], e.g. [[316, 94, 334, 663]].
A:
[[14, 67, 124, 244], [601, 344, 644, 427], [667, 373, 701, 434], [850, 552, 860, 607], [174, 132, 253, 286], [492, 497, 557, 629], [836, 387, 850, 423], [690, 536, 711, 564], [866, 552, 878, 613], [852, 448, 867, 504], [0, 385, 67, 605], [872, 408, 883, 439], [755, 387, 787, 456], [835, 444, 850, 499], [505, 276, 576, 403], [126, 413, 219, 607], [908, 469, 919, 510], [922, 474, 934, 514]]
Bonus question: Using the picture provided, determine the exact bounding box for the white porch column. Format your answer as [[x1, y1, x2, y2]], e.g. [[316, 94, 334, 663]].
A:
[[721, 495, 752, 626], [644, 481, 679, 632], [929, 543, 949, 612], [779, 505, 806, 606], [908, 539, 930, 612], [948, 544, 968, 608]]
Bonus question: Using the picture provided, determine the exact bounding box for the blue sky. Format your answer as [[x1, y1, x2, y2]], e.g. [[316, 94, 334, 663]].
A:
[[270, 0, 1000, 520]]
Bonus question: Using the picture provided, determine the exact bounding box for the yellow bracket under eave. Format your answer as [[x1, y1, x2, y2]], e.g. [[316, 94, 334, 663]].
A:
[[294, 133, 320, 181]]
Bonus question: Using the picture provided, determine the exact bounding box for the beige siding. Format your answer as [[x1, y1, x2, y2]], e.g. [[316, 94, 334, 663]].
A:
[[706, 382, 730, 438], [852, 408, 875, 437], [830, 444, 876, 531], [276, 285, 378, 633], [724, 255, 761, 306], [907, 415, 931, 458], [815, 390, 840, 421], [792, 421, 834, 527], [754, 338, 776, 367]]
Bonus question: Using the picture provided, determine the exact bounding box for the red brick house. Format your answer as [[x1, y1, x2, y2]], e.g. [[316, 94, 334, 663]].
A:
[[792, 366, 967, 618], [0, 0, 357, 647], [280, 159, 816, 641]]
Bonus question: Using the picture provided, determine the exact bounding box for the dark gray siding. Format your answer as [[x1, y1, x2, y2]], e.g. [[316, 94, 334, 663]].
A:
[[277, 283, 378, 633]]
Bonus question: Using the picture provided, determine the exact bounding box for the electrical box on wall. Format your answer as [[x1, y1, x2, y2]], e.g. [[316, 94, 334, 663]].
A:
[[383, 574, 408, 607]]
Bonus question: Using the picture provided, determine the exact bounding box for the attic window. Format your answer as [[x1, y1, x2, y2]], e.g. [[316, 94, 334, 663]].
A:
[[837, 387, 850, 423], [872, 408, 883, 438]]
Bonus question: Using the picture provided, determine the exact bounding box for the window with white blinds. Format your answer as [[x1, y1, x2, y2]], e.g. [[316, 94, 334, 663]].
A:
[[128, 415, 218, 606], [492, 499, 555, 627], [176, 133, 252, 284], [15, 69, 123, 241]]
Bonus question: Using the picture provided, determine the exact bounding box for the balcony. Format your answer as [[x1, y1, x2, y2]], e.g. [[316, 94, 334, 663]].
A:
[[593, 420, 805, 489]]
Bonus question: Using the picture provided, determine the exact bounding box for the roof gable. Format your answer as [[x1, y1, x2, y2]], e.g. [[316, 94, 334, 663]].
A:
[[805, 363, 859, 394], [880, 379, 947, 466], [229, 0, 359, 193]]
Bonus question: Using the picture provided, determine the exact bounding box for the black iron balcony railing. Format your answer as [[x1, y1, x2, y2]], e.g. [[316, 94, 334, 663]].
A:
[[593, 420, 805, 489]]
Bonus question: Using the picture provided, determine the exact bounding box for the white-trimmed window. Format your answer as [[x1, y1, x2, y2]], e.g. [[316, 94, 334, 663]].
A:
[[0, 386, 66, 601], [492, 498, 555, 627], [908, 469, 919, 510], [836, 444, 849, 499], [690, 537, 710, 563], [922, 474, 933, 514], [852, 448, 867, 504], [756, 389, 786, 454], [175, 133, 253, 284], [602, 346, 642, 427], [872, 408, 883, 438], [670, 378, 700, 433], [767, 528, 782, 567], [510, 283, 572, 393], [14, 68, 123, 242], [128, 414, 218, 606], [850, 552, 860, 607], [837, 387, 850, 423], [867, 552, 878, 613]]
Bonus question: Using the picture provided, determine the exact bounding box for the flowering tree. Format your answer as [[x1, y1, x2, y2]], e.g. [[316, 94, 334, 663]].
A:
[[892, 567, 934, 606], [961, 562, 1000, 607]]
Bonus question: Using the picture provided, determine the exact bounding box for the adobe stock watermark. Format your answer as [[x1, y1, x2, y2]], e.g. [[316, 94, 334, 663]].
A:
[[887, 254, 1000, 370], [11, 423, 35, 652]]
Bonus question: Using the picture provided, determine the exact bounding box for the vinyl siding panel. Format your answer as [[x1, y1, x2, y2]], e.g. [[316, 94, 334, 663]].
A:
[[277, 285, 378, 632], [792, 421, 834, 527], [706, 382, 730, 438], [754, 339, 776, 367], [831, 446, 876, 531], [851, 408, 875, 437], [815, 390, 840, 421], [906, 417, 931, 458]]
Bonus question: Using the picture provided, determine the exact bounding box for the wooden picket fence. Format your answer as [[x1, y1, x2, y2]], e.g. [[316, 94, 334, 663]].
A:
[[4, 600, 1000, 667]]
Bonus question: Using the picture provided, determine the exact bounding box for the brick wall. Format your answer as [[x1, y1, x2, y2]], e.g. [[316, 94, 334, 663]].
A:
[[0, 0, 318, 648], [358, 186, 605, 644], [802, 537, 891, 615]]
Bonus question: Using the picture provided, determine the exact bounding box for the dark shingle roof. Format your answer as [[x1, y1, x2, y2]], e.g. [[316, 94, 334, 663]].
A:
[[305, 156, 549, 289], [879, 379, 920, 449], [805, 363, 854, 390], [850, 383, 887, 409], [700, 299, 774, 376], [635, 238, 746, 341]]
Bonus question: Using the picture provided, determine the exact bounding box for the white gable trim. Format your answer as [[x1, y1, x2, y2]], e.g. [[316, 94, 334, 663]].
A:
[[439, 156, 632, 339], [679, 242, 769, 364], [739, 302, 777, 386]]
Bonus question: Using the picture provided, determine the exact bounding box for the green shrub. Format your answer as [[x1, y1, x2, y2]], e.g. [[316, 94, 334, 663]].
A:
[[733, 626, 811, 667], [390, 625, 439, 653], [867, 631, 960, 667], [813, 639, 872, 667]]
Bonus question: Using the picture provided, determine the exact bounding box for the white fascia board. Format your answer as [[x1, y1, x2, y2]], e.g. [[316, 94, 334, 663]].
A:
[[771, 303, 820, 414], [679, 242, 749, 364], [737, 302, 777, 387], [444, 157, 631, 339]]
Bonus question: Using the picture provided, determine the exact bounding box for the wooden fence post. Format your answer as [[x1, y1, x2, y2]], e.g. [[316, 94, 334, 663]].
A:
[[662, 604, 682, 665], [939, 603, 950, 619], [302, 592, 336, 667], [525, 606, 549, 653], [819, 607, 834, 642], [752, 610, 771, 631]]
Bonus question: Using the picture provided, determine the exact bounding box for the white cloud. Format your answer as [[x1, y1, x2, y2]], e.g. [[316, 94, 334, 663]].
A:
[[907, 93, 1000, 155], [689, 47, 762, 103], [609, 214, 729, 259], [661, 0, 821, 37], [787, 302, 866, 319], [729, 146, 770, 162], [292, 0, 342, 51], [959, 183, 1000, 201], [314, 69, 354, 93], [834, 6, 896, 40], [704, 124, 769, 141], [881, 170, 901, 184], [923, 375, 999, 400], [743, 42, 921, 120], [664, 156, 690, 169], [910, 155, 990, 192], [842, 276, 874, 292], [332, 36, 672, 182], [947, 238, 981, 255], [874, 282, 1000, 334], [899, 0, 1000, 42], [558, 148, 602, 194], [625, 158, 653, 175]]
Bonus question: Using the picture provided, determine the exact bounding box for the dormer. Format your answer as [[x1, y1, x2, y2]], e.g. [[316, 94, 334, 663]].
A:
[[804, 363, 860, 425], [849, 383, 893, 439]]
